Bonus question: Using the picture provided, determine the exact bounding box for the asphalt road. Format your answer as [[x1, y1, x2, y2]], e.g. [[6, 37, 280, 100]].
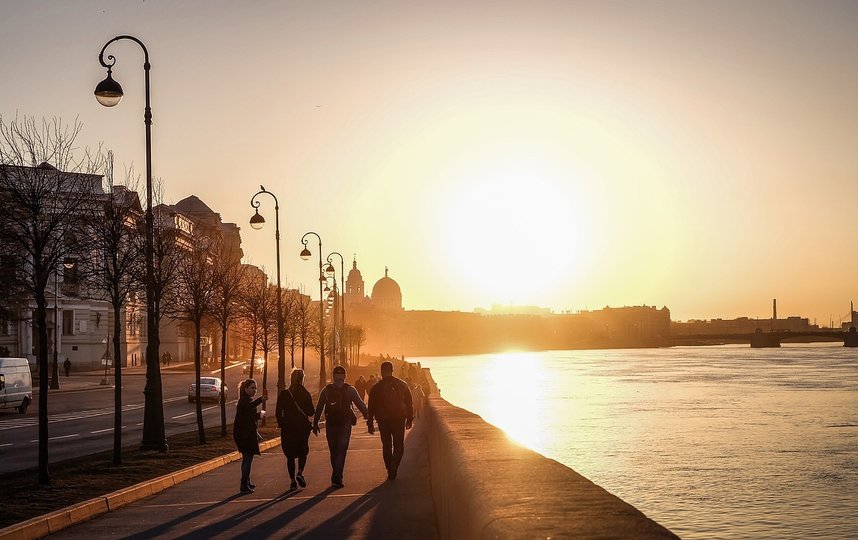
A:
[[0, 363, 251, 475]]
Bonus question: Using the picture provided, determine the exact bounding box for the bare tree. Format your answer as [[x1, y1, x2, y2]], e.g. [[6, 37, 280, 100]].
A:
[[0, 116, 106, 484], [211, 241, 246, 437], [83, 157, 144, 464], [294, 289, 314, 372], [171, 233, 216, 444], [344, 323, 366, 366]]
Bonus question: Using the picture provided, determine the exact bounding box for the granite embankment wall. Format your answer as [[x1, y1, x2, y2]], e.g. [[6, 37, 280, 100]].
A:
[[423, 395, 679, 539]]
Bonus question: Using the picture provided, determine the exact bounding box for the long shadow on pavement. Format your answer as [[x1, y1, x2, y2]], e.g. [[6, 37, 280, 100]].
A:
[[123, 493, 246, 539]]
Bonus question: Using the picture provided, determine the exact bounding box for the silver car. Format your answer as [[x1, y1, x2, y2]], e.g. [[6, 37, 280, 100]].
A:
[[188, 377, 227, 403]]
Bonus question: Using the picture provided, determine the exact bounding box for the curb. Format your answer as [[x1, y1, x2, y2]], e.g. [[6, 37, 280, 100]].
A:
[[0, 437, 282, 540]]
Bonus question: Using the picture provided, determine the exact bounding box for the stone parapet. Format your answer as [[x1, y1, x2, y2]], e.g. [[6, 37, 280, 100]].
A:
[[424, 395, 679, 539]]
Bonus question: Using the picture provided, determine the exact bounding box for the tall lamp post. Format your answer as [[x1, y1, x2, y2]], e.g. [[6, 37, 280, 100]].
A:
[[300, 232, 326, 389], [95, 35, 166, 452], [325, 252, 346, 366], [249, 185, 288, 392], [50, 258, 75, 390]]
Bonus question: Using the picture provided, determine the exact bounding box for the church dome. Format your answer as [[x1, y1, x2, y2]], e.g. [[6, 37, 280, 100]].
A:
[[371, 268, 402, 310]]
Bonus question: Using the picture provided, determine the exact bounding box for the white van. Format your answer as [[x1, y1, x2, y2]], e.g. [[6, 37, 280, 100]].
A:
[[0, 357, 33, 414]]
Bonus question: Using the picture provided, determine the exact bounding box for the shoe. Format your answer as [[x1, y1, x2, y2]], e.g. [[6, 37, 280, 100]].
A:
[[248, 482, 256, 489], [332, 482, 345, 489], [289, 481, 298, 491], [296, 473, 306, 488], [240, 486, 254, 494], [388, 470, 397, 480]]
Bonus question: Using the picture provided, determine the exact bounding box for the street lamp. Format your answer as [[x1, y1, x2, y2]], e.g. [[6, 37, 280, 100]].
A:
[[326, 252, 346, 366], [95, 35, 167, 452], [300, 232, 326, 389], [249, 185, 288, 392], [50, 258, 76, 390]]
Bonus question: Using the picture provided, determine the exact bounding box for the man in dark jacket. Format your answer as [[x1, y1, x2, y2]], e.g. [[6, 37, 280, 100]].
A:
[[367, 361, 413, 480], [313, 365, 367, 488]]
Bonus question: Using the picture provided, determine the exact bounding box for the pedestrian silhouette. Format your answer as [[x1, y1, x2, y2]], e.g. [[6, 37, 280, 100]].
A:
[[276, 368, 315, 490], [313, 365, 368, 488], [233, 378, 267, 494], [63, 358, 71, 377], [367, 361, 413, 480]]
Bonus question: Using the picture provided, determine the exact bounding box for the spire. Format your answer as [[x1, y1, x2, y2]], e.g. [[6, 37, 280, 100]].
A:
[[353, 254, 357, 270], [385, 266, 389, 277]]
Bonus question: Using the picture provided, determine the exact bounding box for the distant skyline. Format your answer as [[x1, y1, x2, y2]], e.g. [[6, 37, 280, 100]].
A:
[[2, 1, 857, 323]]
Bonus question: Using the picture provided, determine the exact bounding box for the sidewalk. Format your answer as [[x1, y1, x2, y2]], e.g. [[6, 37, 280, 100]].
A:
[[33, 362, 197, 394], [47, 418, 438, 539]]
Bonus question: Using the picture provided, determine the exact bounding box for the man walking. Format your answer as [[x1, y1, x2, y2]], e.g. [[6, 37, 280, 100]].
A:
[[313, 365, 367, 488], [367, 361, 413, 480]]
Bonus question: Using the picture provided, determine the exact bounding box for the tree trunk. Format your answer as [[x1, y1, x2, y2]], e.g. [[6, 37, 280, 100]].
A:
[[194, 320, 206, 444], [112, 301, 123, 465], [36, 292, 50, 485], [219, 324, 228, 438]]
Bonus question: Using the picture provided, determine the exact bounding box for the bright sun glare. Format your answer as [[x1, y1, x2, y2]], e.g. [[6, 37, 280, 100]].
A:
[[441, 157, 597, 304]]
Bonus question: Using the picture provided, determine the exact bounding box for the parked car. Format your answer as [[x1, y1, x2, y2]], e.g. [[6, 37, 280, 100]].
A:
[[0, 357, 33, 414], [188, 377, 227, 403]]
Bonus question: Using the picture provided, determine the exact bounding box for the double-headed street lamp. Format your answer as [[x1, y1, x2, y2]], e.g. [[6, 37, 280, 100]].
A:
[[249, 186, 288, 392], [95, 35, 166, 452], [325, 252, 346, 366], [300, 232, 326, 389]]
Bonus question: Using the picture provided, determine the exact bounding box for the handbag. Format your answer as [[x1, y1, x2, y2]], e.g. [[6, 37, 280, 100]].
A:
[[288, 389, 313, 430]]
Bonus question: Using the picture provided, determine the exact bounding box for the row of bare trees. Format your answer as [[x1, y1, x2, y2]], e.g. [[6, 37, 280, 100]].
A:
[[1, 116, 367, 483]]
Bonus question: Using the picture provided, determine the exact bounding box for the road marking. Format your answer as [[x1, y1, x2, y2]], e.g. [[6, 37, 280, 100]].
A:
[[172, 405, 218, 419], [30, 434, 80, 442], [0, 443, 12, 448]]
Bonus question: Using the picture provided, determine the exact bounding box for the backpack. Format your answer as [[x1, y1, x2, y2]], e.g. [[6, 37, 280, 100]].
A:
[[374, 379, 408, 420], [324, 383, 356, 426]]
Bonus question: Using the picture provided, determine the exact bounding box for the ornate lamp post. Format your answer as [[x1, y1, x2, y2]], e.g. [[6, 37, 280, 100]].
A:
[[325, 252, 346, 366], [249, 185, 288, 392], [95, 35, 166, 452], [300, 232, 326, 389]]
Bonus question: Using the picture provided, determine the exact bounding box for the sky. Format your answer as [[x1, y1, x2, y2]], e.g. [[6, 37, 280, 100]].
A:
[[2, 0, 857, 324]]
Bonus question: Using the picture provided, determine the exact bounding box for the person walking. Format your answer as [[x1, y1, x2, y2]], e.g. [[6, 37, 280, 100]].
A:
[[354, 375, 367, 402], [276, 368, 315, 491], [63, 358, 72, 377], [410, 380, 424, 419], [313, 365, 367, 488], [233, 378, 267, 494], [367, 361, 413, 480]]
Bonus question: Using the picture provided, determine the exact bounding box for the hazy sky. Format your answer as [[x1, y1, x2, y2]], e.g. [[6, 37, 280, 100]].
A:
[[2, 1, 857, 323]]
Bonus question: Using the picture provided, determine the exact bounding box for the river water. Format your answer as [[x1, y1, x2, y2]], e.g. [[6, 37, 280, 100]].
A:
[[415, 344, 858, 539]]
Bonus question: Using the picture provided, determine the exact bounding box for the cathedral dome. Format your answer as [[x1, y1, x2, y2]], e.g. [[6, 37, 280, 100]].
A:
[[371, 268, 402, 310]]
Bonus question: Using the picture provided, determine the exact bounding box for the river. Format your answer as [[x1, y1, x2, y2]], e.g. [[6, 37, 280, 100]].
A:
[[415, 343, 858, 539]]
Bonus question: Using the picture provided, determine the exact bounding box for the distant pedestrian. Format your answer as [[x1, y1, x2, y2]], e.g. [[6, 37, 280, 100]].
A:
[[367, 361, 413, 480], [165, 351, 172, 366], [276, 368, 315, 491], [63, 358, 71, 377], [313, 365, 368, 488], [355, 375, 367, 401], [368, 374, 378, 391], [410, 381, 424, 419], [233, 378, 267, 494]]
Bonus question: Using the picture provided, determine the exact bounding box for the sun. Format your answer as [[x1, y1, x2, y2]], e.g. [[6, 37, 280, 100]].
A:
[[439, 157, 598, 305]]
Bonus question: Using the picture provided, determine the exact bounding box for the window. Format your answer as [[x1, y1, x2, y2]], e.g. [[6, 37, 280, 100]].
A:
[[0, 316, 9, 336], [63, 310, 75, 336]]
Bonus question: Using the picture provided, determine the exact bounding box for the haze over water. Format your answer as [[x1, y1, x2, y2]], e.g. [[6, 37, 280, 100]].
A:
[[417, 344, 858, 539]]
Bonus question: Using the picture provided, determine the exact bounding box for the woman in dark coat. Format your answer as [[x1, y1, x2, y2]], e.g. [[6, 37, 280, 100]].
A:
[[275, 368, 315, 490], [233, 378, 267, 493]]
